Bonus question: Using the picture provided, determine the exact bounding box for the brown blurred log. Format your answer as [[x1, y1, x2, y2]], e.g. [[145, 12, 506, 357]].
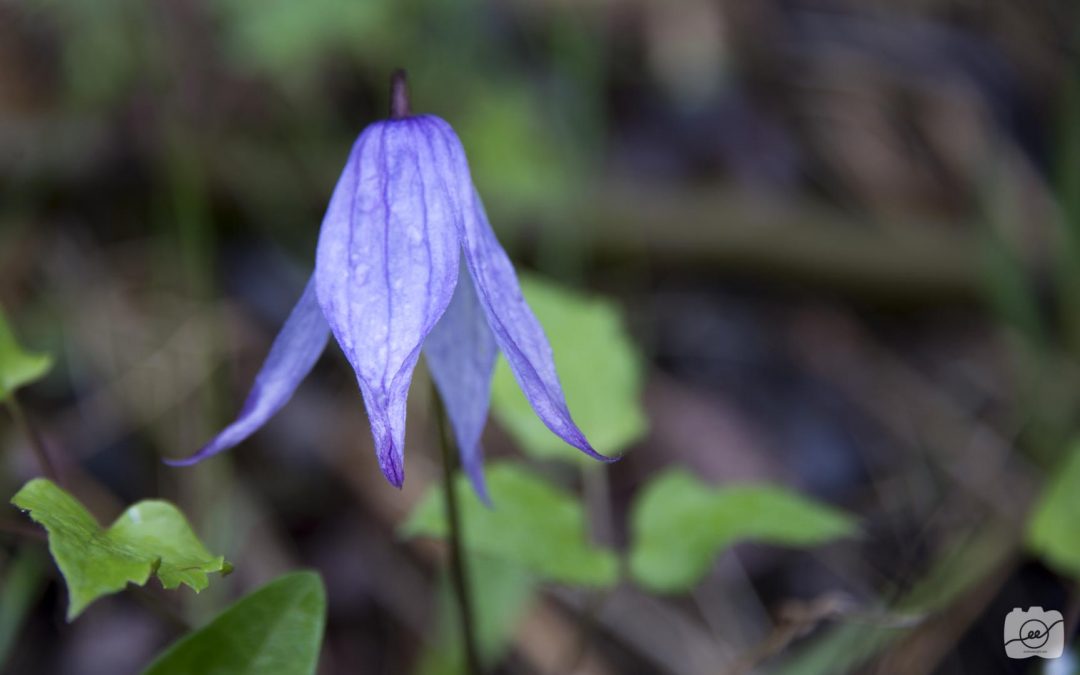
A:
[[581, 183, 985, 305]]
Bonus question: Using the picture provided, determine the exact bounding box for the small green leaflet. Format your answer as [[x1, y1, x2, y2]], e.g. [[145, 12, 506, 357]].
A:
[[143, 572, 326, 675], [10, 479, 230, 620], [629, 468, 857, 593], [402, 463, 619, 588], [0, 307, 52, 400], [1028, 441, 1080, 578], [490, 274, 647, 462]]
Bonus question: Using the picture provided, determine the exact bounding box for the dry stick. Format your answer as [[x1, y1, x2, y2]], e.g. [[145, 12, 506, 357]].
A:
[[432, 390, 483, 675], [4, 395, 62, 486]]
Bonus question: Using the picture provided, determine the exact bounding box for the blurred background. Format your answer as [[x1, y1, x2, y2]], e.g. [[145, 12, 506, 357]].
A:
[[1, 0, 1079, 673]]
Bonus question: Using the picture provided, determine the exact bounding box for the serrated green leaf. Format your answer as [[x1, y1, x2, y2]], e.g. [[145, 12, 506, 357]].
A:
[[1028, 442, 1080, 577], [490, 275, 647, 462], [417, 555, 535, 675], [10, 479, 229, 620], [0, 308, 52, 400], [143, 571, 326, 675], [629, 469, 857, 593], [401, 463, 618, 587]]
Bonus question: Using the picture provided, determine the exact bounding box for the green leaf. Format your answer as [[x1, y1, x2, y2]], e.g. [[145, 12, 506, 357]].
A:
[[490, 275, 647, 462], [10, 479, 230, 620], [1028, 442, 1080, 577], [0, 307, 52, 400], [401, 463, 618, 587], [629, 469, 857, 593], [417, 556, 535, 675], [143, 571, 326, 675]]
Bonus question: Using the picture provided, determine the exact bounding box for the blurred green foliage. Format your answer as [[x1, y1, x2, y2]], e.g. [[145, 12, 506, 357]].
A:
[[10, 479, 230, 620], [629, 469, 857, 593], [143, 571, 326, 675], [1027, 440, 1080, 578], [24, 0, 602, 243], [402, 462, 619, 588], [490, 274, 647, 463], [0, 308, 52, 401]]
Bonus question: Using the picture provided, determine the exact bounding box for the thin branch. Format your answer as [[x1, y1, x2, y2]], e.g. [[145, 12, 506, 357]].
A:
[[4, 395, 62, 486]]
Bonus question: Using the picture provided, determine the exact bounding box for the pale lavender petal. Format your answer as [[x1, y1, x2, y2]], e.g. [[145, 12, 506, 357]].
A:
[[315, 117, 461, 487], [424, 266, 498, 503], [424, 118, 614, 462], [166, 276, 329, 466]]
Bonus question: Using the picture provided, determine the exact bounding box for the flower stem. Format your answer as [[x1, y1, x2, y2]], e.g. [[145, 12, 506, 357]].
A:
[[389, 69, 412, 120], [432, 390, 483, 674], [4, 395, 62, 486]]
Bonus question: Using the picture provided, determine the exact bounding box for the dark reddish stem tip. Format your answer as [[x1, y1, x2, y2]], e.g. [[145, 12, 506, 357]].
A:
[[390, 69, 411, 119]]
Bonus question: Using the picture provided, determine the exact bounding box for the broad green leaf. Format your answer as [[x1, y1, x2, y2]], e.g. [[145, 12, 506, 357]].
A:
[[401, 463, 618, 587], [10, 479, 229, 620], [143, 571, 326, 675], [417, 556, 535, 675], [490, 275, 647, 462], [0, 308, 52, 400], [1028, 442, 1080, 577], [629, 469, 857, 593]]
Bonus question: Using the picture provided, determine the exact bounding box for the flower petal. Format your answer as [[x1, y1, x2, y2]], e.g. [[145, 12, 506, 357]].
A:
[[315, 117, 462, 487], [166, 276, 329, 466], [424, 120, 613, 462], [424, 266, 498, 503]]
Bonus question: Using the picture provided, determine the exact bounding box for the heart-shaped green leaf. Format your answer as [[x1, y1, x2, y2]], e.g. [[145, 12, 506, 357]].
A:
[[11, 478, 230, 619], [490, 275, 647, 462], [630, 469, 857, 593], [143, 571, 326, 675], [402, 463, 618, 588]]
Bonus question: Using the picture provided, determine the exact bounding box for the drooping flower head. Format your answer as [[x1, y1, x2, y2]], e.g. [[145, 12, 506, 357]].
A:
[[168, 71, 612, 499]]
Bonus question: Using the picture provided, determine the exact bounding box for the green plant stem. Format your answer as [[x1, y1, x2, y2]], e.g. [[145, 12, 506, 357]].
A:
[[433, 391, 483, 675], [4, 395, 61, 485]]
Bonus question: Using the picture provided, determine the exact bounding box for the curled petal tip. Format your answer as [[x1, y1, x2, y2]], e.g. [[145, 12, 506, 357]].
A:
[[464, 456, 492, 507], [595, 451, 622, 464], [162, 440, 229, 467], [579, 442, 621, 464], [381, 451, 405, 489], [162, 456, 198, 468]]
